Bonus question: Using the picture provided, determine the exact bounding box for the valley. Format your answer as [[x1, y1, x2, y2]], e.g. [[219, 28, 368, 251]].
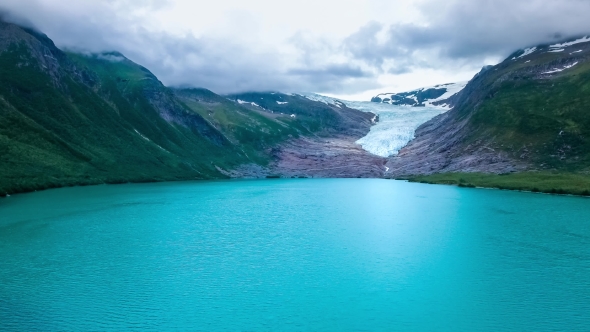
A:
[[2, 18, 590, 196]]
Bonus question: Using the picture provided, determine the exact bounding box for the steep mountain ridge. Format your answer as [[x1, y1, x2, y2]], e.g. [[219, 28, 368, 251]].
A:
[[386, 35, 590, 176], [0, 21, 251, 195]]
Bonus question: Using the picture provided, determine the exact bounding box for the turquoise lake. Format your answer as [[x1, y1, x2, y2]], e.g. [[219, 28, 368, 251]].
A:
[[1, 179, 589, 331]]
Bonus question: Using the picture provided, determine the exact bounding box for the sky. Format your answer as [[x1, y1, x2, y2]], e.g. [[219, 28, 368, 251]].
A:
[[2, 0, 590, 100]]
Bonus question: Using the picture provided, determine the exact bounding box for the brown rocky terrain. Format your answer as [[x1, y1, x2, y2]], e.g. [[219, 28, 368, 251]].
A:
[[384, 112, 528, 177], [269, 135, 386, 178]]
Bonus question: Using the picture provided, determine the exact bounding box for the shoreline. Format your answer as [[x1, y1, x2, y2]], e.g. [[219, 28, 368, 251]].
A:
[[403, 172, 590, 197], [3, 172, 590, 199]]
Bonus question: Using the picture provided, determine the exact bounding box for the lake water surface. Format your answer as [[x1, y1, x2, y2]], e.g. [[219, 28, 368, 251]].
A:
[[1, 179, 589, 331]]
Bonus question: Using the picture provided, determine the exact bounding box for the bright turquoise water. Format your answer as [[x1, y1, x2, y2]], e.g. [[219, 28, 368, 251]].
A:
[[1, 179, 589, 331]]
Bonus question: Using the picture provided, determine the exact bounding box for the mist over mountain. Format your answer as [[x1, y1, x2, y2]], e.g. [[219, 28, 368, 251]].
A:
[[2, 0, 590, 98]]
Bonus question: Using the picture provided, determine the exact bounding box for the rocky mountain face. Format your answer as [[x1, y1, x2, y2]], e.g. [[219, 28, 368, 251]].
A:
[[371, 82, 467, 108], [0, 20, 381, 195], [386, 36, 590, 177]]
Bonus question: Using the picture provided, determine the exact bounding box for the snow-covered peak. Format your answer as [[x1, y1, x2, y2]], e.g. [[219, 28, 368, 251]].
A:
[[371, 82, 467, 109], [542, 62, 579, 74], [301, 93, 346, 108]]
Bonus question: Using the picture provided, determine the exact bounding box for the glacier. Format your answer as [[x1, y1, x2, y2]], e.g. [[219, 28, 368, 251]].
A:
[[302, 93, 449, 157], [348, 102, 447, 157]]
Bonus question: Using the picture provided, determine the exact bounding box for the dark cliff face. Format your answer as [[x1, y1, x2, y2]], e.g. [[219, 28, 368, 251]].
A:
[[386, 36, 590, 176]]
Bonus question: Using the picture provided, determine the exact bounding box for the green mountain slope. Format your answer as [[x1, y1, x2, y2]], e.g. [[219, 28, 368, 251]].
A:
[[0, 22, 262, 193], [0, 21, 247, 195], [387, 36, 590, 177], [174, 89, 304, 164], [225, 92, 371, 135], [0, 20, 376, 195]]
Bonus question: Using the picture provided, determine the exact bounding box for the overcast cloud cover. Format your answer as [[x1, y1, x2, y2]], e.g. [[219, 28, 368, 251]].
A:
[[1, 0, 590, 99]]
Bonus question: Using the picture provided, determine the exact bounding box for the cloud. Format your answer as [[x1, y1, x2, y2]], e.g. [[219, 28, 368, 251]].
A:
[[289, 64, 372, 79], [347, 0, 590, 68], [1, 0, 590, 98], [96, 53, 126, 62]]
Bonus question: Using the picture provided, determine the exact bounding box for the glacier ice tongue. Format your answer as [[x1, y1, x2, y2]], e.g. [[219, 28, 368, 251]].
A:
[[299, 93, 449, 158], [353, 104, 447, 157]]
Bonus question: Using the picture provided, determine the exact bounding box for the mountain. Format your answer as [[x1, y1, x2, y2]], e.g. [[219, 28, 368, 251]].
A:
[[5, 17, 589, 196], [0, 19, 245, 195], [0, 20, 381, 195], [386, 35, 590, 179], [220, 92, 384, 178], [370, 82, 467, 107], [225, 92, 373, 136]]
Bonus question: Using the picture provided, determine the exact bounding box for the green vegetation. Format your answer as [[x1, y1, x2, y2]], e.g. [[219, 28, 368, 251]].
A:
[[226, 92, 344, 133], [0, 21, 369, 196], [0, 29, 243, 196], [175, 89, 304, 165], [456, 51, 590, 172], [408, 172, 590, 196]]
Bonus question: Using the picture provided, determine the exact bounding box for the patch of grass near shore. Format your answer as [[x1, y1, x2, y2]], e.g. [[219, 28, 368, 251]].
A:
[[406, 172, 590, 196]]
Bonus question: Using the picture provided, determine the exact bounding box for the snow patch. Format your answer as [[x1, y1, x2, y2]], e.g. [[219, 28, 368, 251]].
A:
[[276, 101, 288, 105], [134, 129, 169, 153], [303, 93, 344, 107], [134, 129, 151, 141], [542, 62, 578, 74], [237, 99, 262, 107], [548, 49, 564, 53], [525, 60, 531, 63], [550, 36, 590, 49], [305, 95, 329, 105], [571, 50, 583, 54], [512, 47, 537, 59], [424, 82, 468, 108]]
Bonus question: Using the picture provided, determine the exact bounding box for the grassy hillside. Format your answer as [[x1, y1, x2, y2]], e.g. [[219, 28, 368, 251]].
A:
[[391, 37, 590, 171], [175, 89, 305, 165], [388, 37, 590, 194], [0, 20, 377, 195], [0, 22, 246, 195], [456, 45, 590, 172], [408, 172, 590, 196]]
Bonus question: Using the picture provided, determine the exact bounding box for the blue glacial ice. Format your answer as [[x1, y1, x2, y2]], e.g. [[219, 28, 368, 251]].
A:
[[303, 94, 448, 158]]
